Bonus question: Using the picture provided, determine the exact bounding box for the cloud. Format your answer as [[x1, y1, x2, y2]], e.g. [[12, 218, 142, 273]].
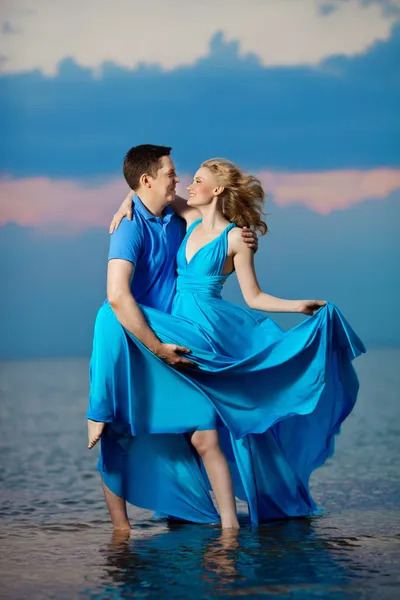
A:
[[0, 176, 127, 230], [319, 3, 339, 17], [1, 21, 20, 35], [0, 0, 397, 74], [1, 24, 399, 179], [361, 0, 400, 17], [1, 169, 399, 230], [260, 168, 400, 213]]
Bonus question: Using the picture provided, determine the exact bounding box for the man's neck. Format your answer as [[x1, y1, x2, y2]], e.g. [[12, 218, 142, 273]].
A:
[[136, 191, 166, 218]]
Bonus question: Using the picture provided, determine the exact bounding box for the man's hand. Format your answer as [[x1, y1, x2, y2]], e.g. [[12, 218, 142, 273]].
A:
[[241, 227, 258, 252], [155, 343, 195, 367], [297, 300, 327, 315], [109, 191, 134, 234]]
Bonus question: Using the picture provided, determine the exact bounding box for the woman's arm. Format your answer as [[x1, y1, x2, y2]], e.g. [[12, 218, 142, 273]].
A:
[[169, 194, 200, 224], [109, 190, 259, 250], [109, 190, 199, 232], [109, 190, 134, 232], [230, 229, 326, 315]]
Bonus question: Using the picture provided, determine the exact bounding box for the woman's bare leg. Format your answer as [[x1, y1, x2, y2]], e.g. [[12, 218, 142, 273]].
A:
[[190, 430, 239, 529], [102, 479, 131, 531]]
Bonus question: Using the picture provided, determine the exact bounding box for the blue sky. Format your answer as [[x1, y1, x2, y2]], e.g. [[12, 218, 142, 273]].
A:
[[1, 24, 399, 178], [0, 0, 399, 358]]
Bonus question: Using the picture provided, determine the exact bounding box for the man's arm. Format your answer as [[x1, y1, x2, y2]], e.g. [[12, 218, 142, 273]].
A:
[[109, 190, 259, 251], [109, 190, 198, 232], [108, 259, 193, 366]]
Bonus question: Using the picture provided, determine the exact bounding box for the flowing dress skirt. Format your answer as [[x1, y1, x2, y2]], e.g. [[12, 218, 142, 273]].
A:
[[87, 299, 364, 524]]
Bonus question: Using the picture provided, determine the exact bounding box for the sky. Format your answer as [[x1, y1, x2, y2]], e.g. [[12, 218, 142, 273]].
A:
[[0, 0, 399, 358]]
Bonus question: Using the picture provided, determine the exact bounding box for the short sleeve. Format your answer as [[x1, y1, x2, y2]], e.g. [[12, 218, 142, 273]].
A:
[[108, 216, 143, 265]]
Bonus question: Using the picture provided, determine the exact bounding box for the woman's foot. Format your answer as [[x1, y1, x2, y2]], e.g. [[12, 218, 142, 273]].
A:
[[87, 419, 105, 449]]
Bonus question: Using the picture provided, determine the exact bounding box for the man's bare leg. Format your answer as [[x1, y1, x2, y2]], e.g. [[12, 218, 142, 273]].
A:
[[190, 430, 239, 529], [102, 479, 131, 531], [87, 420, 105, 449]]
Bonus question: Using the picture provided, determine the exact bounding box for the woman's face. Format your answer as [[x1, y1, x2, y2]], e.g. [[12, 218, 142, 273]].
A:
[[187, 167, 220, 207]]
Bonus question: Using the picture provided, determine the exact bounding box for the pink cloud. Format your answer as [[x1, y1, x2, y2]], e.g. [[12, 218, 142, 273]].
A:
[[0, 177, 128, 232], [259, 169, 400, 213], [1, 168, 399, 232]]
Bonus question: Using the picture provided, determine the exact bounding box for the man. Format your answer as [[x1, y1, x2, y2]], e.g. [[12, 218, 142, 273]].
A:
[[87, 144, 258, 530]]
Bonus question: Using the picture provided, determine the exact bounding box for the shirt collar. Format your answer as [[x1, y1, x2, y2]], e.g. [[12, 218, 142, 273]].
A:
[[135, 195, 174, 224]]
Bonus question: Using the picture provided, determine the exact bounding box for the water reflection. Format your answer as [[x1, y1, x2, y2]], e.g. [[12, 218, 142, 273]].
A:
[[99, 517, 357, 598], [0, 514, 398, 599], [202, 529, 240, 584], [1, 353, 399, 598]]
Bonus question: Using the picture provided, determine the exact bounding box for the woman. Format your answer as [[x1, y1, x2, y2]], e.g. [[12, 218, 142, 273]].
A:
[[92, 158, 365, 528]]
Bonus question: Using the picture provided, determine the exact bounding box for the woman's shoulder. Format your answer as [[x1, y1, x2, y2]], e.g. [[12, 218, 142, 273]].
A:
[[227, 224, 246, 250]]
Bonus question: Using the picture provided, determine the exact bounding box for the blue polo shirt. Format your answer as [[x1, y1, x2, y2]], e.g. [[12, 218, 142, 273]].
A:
[[108, 195, 186, 313]]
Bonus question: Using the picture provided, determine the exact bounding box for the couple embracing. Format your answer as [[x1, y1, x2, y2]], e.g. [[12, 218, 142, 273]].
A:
[[86, 144, 365, 531]]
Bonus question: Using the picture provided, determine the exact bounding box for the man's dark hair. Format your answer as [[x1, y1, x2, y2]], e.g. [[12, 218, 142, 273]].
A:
[[123, 144, 172, 190]]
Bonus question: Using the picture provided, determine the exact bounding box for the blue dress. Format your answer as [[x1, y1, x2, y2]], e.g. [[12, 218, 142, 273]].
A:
[[88, 219, 365, 524]]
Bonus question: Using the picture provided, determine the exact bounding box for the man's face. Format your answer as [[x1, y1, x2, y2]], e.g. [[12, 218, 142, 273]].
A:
[[150, 156, 180, 205]]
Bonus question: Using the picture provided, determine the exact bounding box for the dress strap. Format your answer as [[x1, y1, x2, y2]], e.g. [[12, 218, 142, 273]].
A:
[[185, 218, 202, 238], [220, 222, 237, 269], [223, 222, 237, 236]]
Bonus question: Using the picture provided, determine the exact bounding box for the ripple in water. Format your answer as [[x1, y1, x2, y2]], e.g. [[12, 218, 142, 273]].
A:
[[0, 350, 399, 599]]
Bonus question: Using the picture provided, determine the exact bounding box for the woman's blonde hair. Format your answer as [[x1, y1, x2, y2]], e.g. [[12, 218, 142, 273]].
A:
[[201, 158, 268, 235]]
